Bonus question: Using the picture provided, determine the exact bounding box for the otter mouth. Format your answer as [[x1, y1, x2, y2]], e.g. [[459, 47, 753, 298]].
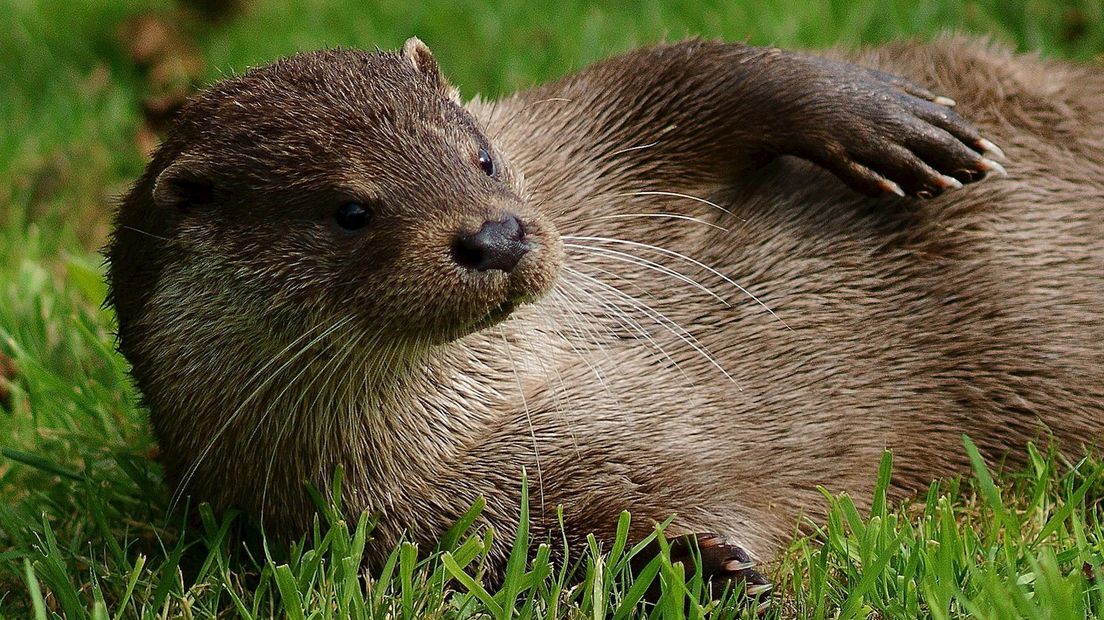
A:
[[468, 299, 517, 332], [426, 299, 523, 345]]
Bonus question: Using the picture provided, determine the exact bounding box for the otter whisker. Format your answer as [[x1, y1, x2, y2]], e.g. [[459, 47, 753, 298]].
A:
[[606, 140, 661, 158], [562, 245, 714, 378], [169, 315, 354, 513], [546, 280, 658, 420], [302, 320, 390, 474], [528, 293, 583, 458], [544, 285, 626, 407], [558, 267, 698, 388], [309, 323, 379, 480], [564, 235, 790, 330], [559, 276, 701, 396], [528, 97, 574, 107], [620, 189, 737, 218], [560, 267, 701, 393], [499, 330, 547, 520], [343, 335, 403, 507], [570, 212, 728, 231], [120, 225, 173, 242], [557, 272, 655, 353], [334, 319, 409, 489], [260, 322, 369, 526], [557, 277, 657, 353], [561, 237, 738, 376], [547, 285, 627, 361], [571, 267, 736, 388], [563, 265, 740, 388], [251, 321, 359, 494], [564, 242, 730, 306]]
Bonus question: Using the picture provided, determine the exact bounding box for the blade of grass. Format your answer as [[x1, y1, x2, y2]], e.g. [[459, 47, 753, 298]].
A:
[[22, 559, 48, 620]]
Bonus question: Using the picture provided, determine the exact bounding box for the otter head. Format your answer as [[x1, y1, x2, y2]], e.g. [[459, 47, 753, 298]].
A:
[[109, 38, 563, 375]]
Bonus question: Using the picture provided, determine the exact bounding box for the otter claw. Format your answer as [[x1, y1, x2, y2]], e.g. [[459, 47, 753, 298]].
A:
[[938, 175, 964, 190], [747, 583, 774, 597], [980, 158, 1008, 177], [881, 179, 907, 197], [682, 534, 772, 601], [724, 558, 757, 571], [977, 138, 1006, 160], [639, 533, 772, 604], [933, 95, 957, 107]]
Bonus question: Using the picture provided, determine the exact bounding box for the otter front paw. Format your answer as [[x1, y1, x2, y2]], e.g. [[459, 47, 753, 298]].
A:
[[778, 55, 1006, 199]]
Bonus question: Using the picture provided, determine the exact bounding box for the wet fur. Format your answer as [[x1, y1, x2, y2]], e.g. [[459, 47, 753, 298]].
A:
[[108, 35, 1104, 575]]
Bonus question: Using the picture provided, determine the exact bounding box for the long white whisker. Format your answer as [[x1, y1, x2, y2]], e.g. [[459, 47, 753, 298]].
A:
[[620, 190, 737, 218], [559, 268, 697, 387], [500, 329, 546, 521], [606, 140, 660, 157], [563, 265, 741, 389], [260, 323, 366, 526], [169, 316, 353, 513], [571, 212, 727, 231], [547, 286, 625, 407], [529, 293, 582, 458], [564, 242, 729, 306], [564, 235, 790, 330], [120, 225, 173, 242]]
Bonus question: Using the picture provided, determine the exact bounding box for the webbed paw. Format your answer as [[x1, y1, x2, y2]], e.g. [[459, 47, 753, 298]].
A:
[[638, 532, 772, 608], [779, 55, 1006, 199], [675, 533, 772, 601]]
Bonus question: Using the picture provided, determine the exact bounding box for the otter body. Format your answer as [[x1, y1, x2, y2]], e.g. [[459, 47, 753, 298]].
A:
[[108, 36, 1104, 580]]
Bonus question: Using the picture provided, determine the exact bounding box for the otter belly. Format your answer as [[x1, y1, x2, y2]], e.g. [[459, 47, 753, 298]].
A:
[[480, 37, 1104, 562]]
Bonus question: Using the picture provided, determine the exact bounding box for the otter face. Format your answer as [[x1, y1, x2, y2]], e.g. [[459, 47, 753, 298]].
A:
[[116, 40, 562, 353]]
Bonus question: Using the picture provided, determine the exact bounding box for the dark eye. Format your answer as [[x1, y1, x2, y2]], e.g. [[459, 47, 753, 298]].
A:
[[477, 146, 495, 176], [334, 202, 372, 231]]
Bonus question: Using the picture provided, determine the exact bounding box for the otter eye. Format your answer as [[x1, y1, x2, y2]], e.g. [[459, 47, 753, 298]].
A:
[[477, 146, 495, 176], [334, 202, 372, 231]]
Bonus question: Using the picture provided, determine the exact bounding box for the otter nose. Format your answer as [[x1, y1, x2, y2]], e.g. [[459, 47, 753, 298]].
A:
[[451, 214, 530, 273]]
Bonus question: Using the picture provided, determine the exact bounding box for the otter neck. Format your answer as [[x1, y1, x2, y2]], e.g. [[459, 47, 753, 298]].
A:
[[140, 270, 560, 532]]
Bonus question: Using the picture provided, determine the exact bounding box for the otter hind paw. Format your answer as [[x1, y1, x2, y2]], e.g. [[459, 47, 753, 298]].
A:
[[683, 534, 773, 600], [636, 532, 773, 607]]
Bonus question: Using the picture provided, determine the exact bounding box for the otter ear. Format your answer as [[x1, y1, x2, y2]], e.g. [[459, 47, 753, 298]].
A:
[[153, 158, 215, 212], [402, 37, 461, 104]]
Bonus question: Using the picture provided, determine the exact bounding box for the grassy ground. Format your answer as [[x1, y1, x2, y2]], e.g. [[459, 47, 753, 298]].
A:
[[2, 1, 1103, 617]]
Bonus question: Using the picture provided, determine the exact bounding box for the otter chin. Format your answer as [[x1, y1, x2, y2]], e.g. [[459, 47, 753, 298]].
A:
[[438, 213, 562, 343], [107, 34, 1104, 594], [466, 300, 517, 333]]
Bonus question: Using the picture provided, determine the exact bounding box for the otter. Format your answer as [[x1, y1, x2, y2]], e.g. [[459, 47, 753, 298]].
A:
[[107, 35, 1104, 593]]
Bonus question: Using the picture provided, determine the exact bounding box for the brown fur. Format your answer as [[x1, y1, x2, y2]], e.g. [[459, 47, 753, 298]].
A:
[[107, 35, 1104, 576], [0, 351, 15, 408]]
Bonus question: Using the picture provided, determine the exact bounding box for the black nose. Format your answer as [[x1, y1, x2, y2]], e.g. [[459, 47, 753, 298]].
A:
[[451, 214, 530, 273]]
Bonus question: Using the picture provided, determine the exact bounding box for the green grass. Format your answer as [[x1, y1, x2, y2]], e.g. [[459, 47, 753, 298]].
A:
[[2, 1, 1103, 617]]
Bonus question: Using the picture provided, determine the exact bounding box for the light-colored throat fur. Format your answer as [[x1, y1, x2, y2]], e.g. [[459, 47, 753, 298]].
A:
[[136, 258, 600, 532]]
